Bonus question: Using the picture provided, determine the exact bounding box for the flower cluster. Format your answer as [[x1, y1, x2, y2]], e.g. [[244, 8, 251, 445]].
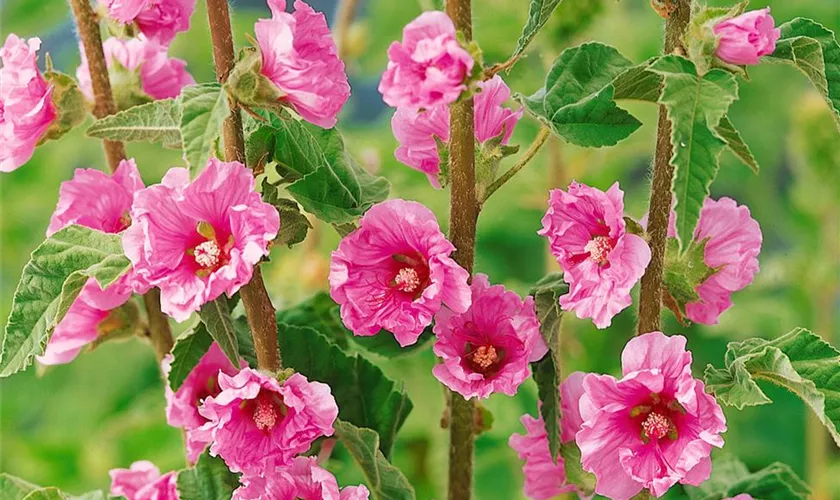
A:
[[234, 457, 369, 500]]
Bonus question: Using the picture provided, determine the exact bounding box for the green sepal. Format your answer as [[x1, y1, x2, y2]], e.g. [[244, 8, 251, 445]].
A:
[[434, 135, 451, 188], [226, 48, 287, 112], [109, 60, 153, 111], [475, 132, 520, 200], [40, 63, 88, 144], [662, 237, 719, 316], [685, 1, 749, 76]]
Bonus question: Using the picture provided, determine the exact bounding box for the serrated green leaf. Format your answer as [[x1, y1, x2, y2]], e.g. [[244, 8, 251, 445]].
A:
[[176, 452, 240, 500], [334, 420, 415, 500], [22, 488, 65, 500], [684, 455, 809, 500], [529, 272, 568, 349], [0, 474, 39, 500], [167, 323, 214, 391], [260, 180, 312, 248], [531, 355, 561, 461], [767, 18, 840, 129], [560, 442, 596, 497], [648, 55, 738, 249], [197, 298, 240, 368], [276, 322, 412, 456], [86, 99, 182, 148], [0, 226, 132, 377], [519, 42, 641, 147], [704, 328, 840, 447], [180, 84, 231, 172], [511, 0, 564, 60], [716, 116, 759, 173]]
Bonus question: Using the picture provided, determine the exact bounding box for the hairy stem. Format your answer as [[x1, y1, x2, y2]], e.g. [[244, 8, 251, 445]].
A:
[[333, 0, 360, 59], [481, 127, 550, 204], [206, 0, 280, 371], [637, 0, 691, 335], [68, 0, 174, 361], [446, 0, 476, 498], [67, 0, 126, 172]]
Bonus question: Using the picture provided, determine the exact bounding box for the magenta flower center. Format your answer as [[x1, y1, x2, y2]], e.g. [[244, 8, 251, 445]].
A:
[[249, 390, 285, 433], [464, 342, 504, 375], [118, 212, 132, 232], [641, 412, 671, 440], [390, 253, 431, 298], [584, 235, 614, 265], [631, 393, 683, 443], [194, 240, 221, 268], [394, 268, 421, 293]]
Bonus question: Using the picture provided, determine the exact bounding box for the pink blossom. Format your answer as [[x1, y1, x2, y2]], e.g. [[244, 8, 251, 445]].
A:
[[233, 457, 369, 500], [576, 332, 726, 500], [329, 199, 471, 347], [77, 36, 194, 102], [122, 159, 279, 321], [109, 461, 179, 500], [725, 496, 754, 500], [0, 35, 56, 172], [509, 372, 586, 499], [379, 11, 474, 109], [196, 369, 338, 474], [255, 0, 350, 128], [162, 342, 244, 462], [539, 182, 651, 328], [433, 274, 545, 399], [392, 75, 522, 187], [714, 8, 780, 66], [101, 0, 195, 45]]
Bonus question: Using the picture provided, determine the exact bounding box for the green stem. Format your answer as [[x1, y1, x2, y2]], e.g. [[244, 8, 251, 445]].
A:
[[481, 127, 550, 204]]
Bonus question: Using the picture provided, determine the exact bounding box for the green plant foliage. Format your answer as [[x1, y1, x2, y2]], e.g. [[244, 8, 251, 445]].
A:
[[705, 328, 840, 446], [85, 99, 183, 148], [662, 237, 717, 315], [334, 420, 416, 500], [260, 180, 312, 248], [0, 226, 131, 377], [0, 474, 110, 500], [276, 323, 412, 456], [559, 442, 595, 497], [176, 452, 240, 500], [197, 297, 240, 367], [518, 42, 642, 147], [530, 355, 560, 460], [179, 84, 231, 172], [1, 473, 39, 500], [649, 55, 738, 249], [684, 455, 810, 500], [166, 323, 214, 391], [511, 0, 564, 60]]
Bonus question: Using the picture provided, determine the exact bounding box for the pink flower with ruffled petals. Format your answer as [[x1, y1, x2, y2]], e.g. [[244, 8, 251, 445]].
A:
[[329, 199, 471, 347], [255, 0, 350, 128], [509, 372, 586, 499], [100, 0, 195, 44], [110, 461, 179, 500], [196, 369, 338, 474], [0, 35, 56, 172], [433, 274, 545, 399], [714, 8, 780, 66], [539, 182, 651, 329], [233, 457, 369, 500], [77, 36, 194, 102], [392, 75, 522, 187], [576, 332, 726, 500], [162, 342, 245, 462], [123, 159, 279, 321], [379, 11, 474, 109]]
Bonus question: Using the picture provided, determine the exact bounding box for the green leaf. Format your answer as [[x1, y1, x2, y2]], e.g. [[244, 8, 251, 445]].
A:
[[529, 273, 568, 349], [0, 474, 39, 500], [86, 99, 182, 148], [716, 116, 759, 173], [260, 180, 312, 248], [179, 84, 231, 172], [167, 323, 214, 391], [648, 55, 738, 249], [559, 442, 596, 497], [22, 488, 65, 500], [245, 125, 276, 172], [197, 297, 240, 368], [511, 0, 564, 60], [704, 328, 840, 447], [767, 18, 840, 129], [267, 117, 390, 224], [684, 455, 809, 500], [334, 420, 415, 500], [519, 42, 642, 147], [176, 452, 240, 500], [0, 226, 131, 377], [531, 355, 561, 461], [276, 322, 412, 456], [663, 237, 717, 312]]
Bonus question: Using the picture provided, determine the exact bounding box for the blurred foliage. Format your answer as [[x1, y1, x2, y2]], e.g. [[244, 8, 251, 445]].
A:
[[1, 0, 839, 499]]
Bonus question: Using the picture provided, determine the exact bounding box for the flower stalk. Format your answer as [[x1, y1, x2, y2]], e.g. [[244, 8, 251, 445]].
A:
[[481, 126, 550, 204], [205, 0, 280, 372]]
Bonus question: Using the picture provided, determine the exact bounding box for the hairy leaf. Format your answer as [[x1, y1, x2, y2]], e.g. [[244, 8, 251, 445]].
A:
[[0, 474, 39, 500], [0, 226, 131, 377], [180, 84, 231, 172], [276, 322, 412, 456], [531, 355, 561, 461], [176, 452, 240, 500], [560, 442, 596, 497], [529, 272, 568, 348], [197, 298, 240, 367], [167, 323, 214, 391], [334, 420, 416, 500], [684, 455, 809, 500], [716, 116, 759, 173], [511, 0, 564, 59], [260, 180, 312, 248], [705, 328, 840, 446], [649, 56, 738, 249], [86, 99, 182, 148], [22, 488, 64, 500]]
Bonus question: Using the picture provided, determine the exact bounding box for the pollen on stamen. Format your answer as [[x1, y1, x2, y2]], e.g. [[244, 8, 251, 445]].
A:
[[394, 267, 421, 293], [584, 236, 613, 265], [252, 397, 277, 431], [471, 345, 498, 371], [641, 412, 671, 441], [194, 240, 221, 268]]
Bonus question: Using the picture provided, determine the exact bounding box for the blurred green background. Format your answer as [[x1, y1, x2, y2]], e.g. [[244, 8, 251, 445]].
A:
[[1, 0, 839, 498]]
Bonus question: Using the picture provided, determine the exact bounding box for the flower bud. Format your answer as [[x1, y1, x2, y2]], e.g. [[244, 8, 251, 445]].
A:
[[714, 7, 781, 66]]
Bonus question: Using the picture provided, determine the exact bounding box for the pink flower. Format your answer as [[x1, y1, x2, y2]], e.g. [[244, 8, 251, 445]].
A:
[[509, 372, 586, 499], [378, 11, 474, 109], [77, 36, 195, 102], [576, 332, 727, 500], [433, 274, 545, 399], [538, 182, 651, 329], [329, 199, 471, 347], [725, 496, 753, 500], [233, 457, 369, 500], [255, 0, 350, 128], [196, 369, 338, 474], [110, 461, 179, 500], [122, 159, 280, 321], [0, 35, 56, 172], [714, 8, 780, 66], [101, 0, 196, 45], [392, 75, 522, 187], [162, 342, 244, 462]]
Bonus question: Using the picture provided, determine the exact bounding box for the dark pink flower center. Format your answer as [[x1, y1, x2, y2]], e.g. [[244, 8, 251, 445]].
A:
[[189, 222, 234, 276], [390, 253, 430, 298], [117, 212, 132, 232], [584, 235, 614, 265], [631, 392, 684, 443], [195, 374, 222, 422], [464, 342, 504, 376], [248, 390, 286, 433], [641, 412, 671, 440]]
